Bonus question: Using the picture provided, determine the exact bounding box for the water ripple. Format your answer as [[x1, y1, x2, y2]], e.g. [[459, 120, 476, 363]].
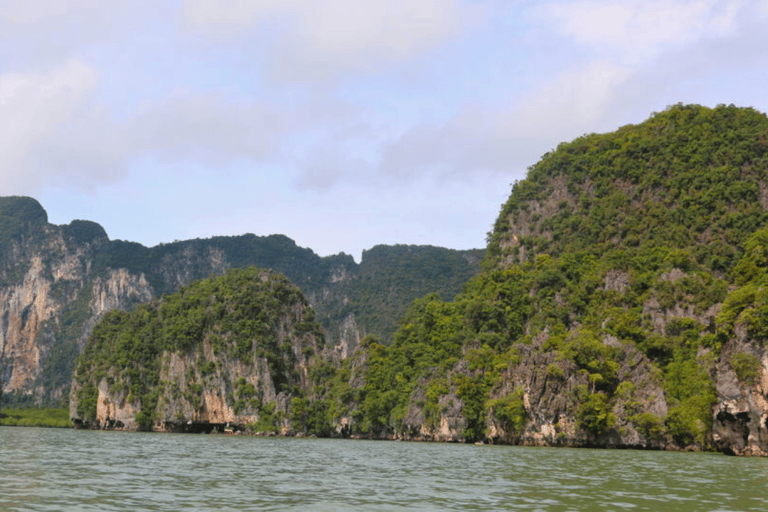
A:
[[1, 427, 767, 511]]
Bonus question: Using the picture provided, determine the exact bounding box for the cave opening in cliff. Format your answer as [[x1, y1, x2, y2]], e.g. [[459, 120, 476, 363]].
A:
[[163, 421, 233, 434]]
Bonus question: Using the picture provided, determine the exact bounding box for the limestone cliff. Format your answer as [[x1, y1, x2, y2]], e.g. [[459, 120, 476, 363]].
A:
[[303, 105, 768, 456], [712, 332, 768, 456], [70, 268, 324, 432], [0, 196, 483, 405], [472, 104, 768, 456], [0, 198, 153, 404]]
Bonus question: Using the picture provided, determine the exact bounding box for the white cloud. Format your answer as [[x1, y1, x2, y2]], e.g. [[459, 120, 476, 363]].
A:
[[0, 60, 116, 192], [292, 59, 634, 191], [294, 150, 373, 191], [0, 58, 365, 195], [4, 0, 768, 221], [527, 0, 768, 114], [182, 0, 291, 27], [128, 91, 288, 167], [517, 61, 632, 131], [0, 0, 153, 65], [182, 0, 483, 82], [536, 0, 746, 58]]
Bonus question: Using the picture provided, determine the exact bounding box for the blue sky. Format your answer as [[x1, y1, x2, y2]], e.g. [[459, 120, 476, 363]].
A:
[[3, 0, 768, 261]]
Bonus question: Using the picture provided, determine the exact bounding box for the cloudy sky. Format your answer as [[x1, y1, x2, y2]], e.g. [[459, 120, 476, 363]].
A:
[[3, 0, 767, 260]]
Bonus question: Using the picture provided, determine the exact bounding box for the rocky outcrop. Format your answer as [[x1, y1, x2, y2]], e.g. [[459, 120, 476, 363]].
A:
[[712, 338, 768, 456], [70, 268, 326, 433], [454, 104, 768, 456], [333, 313, 362, 360], [0, 199, 151, 403], [90, 269, 153, 317], [1, 255, 51, 393], [377, 336, 673, 449]]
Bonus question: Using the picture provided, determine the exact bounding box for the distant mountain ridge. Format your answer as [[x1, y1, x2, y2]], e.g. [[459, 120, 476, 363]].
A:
[[0, 195, 483, 406]]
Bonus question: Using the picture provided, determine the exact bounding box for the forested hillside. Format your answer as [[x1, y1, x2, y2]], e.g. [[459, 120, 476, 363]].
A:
[[298, 104, 768, 455], [70, 268, 325, 432], [38, 103, 768, 456], [0, 196, 482, 406]]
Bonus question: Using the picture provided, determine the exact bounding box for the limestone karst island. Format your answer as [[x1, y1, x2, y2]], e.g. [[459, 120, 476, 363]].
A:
[[2, 104, 768, 456]]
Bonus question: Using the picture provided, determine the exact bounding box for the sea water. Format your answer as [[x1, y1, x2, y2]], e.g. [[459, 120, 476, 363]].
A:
[[1, 426, 766, 511]]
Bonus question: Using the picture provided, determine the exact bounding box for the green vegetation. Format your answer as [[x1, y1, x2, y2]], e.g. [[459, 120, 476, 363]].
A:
[[72, 267, 324, 430], [489, 104, 768, 268], [356, 294, 467, 435], [0, 408, 71, 428], [62, 220, 108, 245], [0, 196, 48, 283], [663, 356, 717, 446], [730, 352, 761, 385], [296, 104, 768, 449], [487, 389, 527, 434], [101, 235, 482, 344], [14, 221, 481, 405], [0, 196, 48, 247], [346, 245, 485, 343], [22, 104, 768, 453], [629, 412, 664, 441], [475, 103, 765, 447], [576, 392, 616, 440], [103, 234, 327, 297]]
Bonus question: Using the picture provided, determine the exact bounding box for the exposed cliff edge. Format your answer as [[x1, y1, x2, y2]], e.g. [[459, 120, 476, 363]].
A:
[[0, 197, 141, 404], [70, 268, 324, 432], [0, 194, 482, 405]]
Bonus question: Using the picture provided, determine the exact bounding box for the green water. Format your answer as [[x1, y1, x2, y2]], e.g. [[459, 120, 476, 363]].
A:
[[1, 427, 766, 511]]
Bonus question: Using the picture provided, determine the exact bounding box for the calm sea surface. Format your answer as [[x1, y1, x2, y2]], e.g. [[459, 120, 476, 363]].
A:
[[1, 427, 766, 511]]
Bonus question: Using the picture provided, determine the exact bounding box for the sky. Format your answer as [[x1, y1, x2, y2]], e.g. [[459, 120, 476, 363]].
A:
[[2, 0, 768, 261]]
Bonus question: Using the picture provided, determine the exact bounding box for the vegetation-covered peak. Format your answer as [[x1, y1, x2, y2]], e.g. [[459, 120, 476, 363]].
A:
[[72, 266, 325, 430], [308, 104, 768, 453], [0, 196, 48, 242], [63, 220, 109, 244], [488, 104, 768, 272]]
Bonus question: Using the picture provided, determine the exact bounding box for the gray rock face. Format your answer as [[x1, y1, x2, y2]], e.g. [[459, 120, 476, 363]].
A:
[[0, 199, 139, 403], [713, 340, 768, 456], [69, 270, 325, 433], [342, 264, 768, 456]]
